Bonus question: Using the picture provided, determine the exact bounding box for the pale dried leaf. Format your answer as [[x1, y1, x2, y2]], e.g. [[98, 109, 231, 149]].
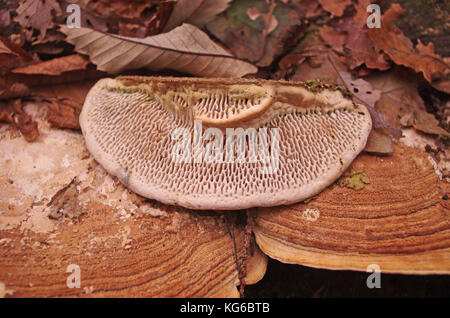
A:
[[339, 70, 401, 139], [364, 129, 394, 155], [60, 24, 257, 77]]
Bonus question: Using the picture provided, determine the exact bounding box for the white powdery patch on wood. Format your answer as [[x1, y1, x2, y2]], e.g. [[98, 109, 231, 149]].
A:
[[0, 110, 90, 233], [0, 105, 172, 235]]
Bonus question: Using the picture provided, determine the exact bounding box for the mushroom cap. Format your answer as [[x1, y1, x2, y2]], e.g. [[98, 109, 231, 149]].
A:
[[80, 76, 372, 210]]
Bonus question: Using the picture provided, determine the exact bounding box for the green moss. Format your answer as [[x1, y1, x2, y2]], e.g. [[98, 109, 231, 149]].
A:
[[106, 82, 151, 95], [337, 169, 370, 190], [303, 79, 353, 99], [304, 78, 324, 92]]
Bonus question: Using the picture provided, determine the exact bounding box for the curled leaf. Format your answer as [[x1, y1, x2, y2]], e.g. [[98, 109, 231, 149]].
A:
[[11, 54, 89, 76], [60, 23, 257, 77]]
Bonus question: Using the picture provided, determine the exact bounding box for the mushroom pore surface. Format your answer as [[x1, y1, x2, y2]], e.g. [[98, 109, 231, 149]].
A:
[[80, 76, 372, 210]]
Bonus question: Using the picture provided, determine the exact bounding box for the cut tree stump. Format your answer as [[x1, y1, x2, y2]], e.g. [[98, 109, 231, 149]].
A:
[[0, 105, 266, 297], [1, 103, 448, 298], [251, 143, 450, 274]]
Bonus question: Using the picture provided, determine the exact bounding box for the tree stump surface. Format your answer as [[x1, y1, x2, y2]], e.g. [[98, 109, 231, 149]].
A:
[[0, 106, 266, 297], [252, 143, 450, 274]]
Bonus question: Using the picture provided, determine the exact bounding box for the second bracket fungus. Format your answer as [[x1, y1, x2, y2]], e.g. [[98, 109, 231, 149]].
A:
[[80, 76, 372, 210]]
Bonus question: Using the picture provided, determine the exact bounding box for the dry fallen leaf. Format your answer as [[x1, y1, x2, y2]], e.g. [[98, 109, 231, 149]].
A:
[[246, 0, 279, 62], [0, 81, 31, 100], [367, 4, 450, 83], [15, 0, 62, 41], [11, 54, 89, 76], [290, 0, 322, 19], [339, 72, 385, 127], [413, 111, 450, 137], [338, 70, 399, 154], [281, 23, 347, 82], [0, 39, 16, 56], [163, 0, 231, 32], [61, 23, 257, 77], [318, 0, 351, 17], [343, 24, 391, 71], [327, 2, 391, 72], [0, 36, 35, 71], [0, 99, 39, 141], [31, 79, 99, 130], [82, 0, 153, 21], [44, 97, 82, 130], [247, 0, 279, 36], [0, 9, 12, 29], [365, 68, 449, 138], [206, 0, 303, 67], [364, 129, 394, 155], [319, 25, 346, 49], [59, 0, 108, 32]]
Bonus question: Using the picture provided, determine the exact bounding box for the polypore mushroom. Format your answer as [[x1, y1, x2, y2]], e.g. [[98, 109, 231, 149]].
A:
[[80, 76, 372, 210]]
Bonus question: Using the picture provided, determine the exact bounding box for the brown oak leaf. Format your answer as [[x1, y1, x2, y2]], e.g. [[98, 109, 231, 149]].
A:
[[367, 4, 450, 83]]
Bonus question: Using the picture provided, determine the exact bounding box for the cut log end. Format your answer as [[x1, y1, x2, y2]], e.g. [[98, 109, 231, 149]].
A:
[[252, 143, 450, 274]]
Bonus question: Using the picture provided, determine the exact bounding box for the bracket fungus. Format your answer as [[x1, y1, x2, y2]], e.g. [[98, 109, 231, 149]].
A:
[[80, 76, 372, 210]]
